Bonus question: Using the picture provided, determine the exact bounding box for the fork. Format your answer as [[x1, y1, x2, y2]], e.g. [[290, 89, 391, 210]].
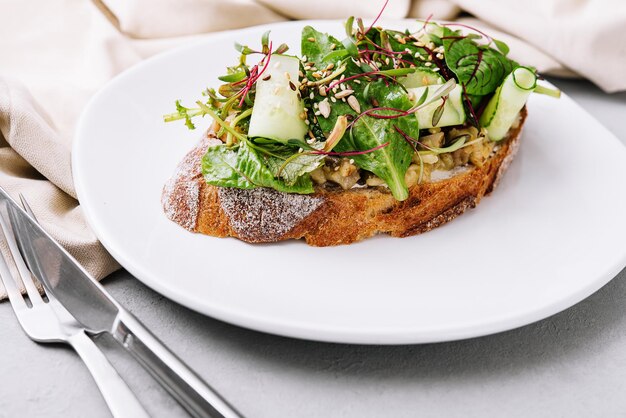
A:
[[0, 201, 149, 418]]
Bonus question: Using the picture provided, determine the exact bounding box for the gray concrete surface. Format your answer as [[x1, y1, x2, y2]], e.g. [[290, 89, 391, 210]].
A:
[[1, 79, 626, 418]]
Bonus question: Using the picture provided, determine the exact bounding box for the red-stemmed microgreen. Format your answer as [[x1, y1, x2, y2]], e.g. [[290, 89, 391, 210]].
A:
[[364, 0, 389, 35]]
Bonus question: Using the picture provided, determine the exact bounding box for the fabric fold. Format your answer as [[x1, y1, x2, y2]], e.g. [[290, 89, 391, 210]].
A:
[[0, 78, 120, 298]]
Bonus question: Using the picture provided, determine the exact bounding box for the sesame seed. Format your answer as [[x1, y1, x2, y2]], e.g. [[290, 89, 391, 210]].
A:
[[308, 37, 316, 42], [298, 71, 304, 78], [314, 111, 321, 116], [299, 112, 306, 120], [304, 119, 310, 125], [326, 63, 334, 70], [330, 97, 337, 102], [340, 83, 346, 91], [262, 75, 271, 81], [319, 86, 327, 96], [385, 58, 390, 65], [330, 43, 336, 50], [312, 72, 322, 79], [301, 55, 308, 62], [309, 92, 315, 99], [289, 81, 297, 91], [304, 65, 311, 71], [349, 159, 354, 164], [424, 62, 432, 67], [436, 53, 444, 59], [353, 79, 361, 84]]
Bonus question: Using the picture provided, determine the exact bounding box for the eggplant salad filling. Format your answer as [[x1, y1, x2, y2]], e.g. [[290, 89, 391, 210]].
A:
[[164, 17, 559, 201]]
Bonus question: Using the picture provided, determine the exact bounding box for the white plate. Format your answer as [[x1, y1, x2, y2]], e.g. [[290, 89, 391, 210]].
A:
[[74, 20, 626, 344]]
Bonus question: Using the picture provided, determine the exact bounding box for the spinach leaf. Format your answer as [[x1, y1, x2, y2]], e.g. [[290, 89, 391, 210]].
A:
[[335, 81, 416, 201], [301, 27, 417, 200], [201, 141, 314, 194], [301, 26, 343, 67], [443, 28, 515, 95]]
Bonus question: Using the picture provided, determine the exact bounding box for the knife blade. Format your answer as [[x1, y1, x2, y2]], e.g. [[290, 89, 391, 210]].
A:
[[0, 186, 242, 418]]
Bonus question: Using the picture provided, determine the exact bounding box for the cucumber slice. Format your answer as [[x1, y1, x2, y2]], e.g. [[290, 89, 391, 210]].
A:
[[414, 20, 444, 44], [248, 55, 308, 142], [401, 69, 445, 88], [480, 66, 537, 141], [408, 84, 466, 129]]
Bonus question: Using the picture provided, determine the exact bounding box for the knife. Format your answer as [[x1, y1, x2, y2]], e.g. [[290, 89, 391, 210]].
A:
[[0, 186, 242, 418]]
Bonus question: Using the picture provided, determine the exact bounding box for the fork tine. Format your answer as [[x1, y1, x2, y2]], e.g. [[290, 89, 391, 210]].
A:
[[0, 208, 44, 305], [18, 193, 37, 221], [0, 220, 28, 310]]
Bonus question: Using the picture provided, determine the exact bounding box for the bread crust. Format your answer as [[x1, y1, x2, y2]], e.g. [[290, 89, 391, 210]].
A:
[[162, 108, 526, 246]]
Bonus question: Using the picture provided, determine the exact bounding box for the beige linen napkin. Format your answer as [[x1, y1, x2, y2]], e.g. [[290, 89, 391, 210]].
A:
[[0, 0, 624, 299]]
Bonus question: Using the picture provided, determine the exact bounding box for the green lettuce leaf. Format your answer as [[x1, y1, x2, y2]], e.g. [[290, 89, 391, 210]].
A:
[[253, 140, 324, 186], [201, 141, 314, 194]]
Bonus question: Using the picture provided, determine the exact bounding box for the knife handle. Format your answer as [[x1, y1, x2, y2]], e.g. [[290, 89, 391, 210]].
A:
[[113, 311, 243, 418]]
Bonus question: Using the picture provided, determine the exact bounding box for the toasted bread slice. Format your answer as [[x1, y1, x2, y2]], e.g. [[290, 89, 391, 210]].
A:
[[162, 108, 526, 246]]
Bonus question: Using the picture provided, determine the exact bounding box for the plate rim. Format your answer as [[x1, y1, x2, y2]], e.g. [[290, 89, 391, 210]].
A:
[[73, 19, 626, 344]]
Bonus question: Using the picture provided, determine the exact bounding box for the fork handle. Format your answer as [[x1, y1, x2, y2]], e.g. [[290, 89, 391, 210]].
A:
[[68, 330, 149, 418]]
